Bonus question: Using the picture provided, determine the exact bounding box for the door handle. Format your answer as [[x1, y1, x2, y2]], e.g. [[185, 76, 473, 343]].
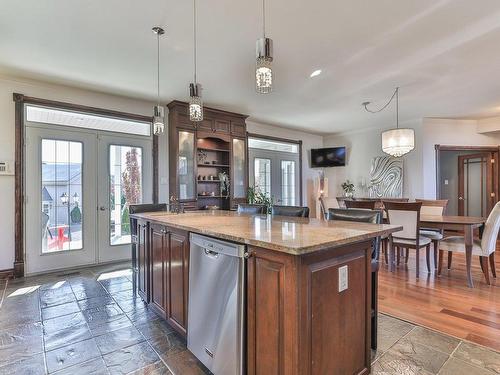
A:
[[99, 206, 107, 211]]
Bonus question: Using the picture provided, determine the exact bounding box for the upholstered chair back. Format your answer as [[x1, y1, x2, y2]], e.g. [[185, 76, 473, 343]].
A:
[[415, 199, 448, 216], [481, 201, 500, 256], [384, 202, 422, 240]]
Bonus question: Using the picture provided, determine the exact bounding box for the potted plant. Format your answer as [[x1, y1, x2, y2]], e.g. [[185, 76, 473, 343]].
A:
[[341, 180, 355, 198], [247, 186, 274, 213]]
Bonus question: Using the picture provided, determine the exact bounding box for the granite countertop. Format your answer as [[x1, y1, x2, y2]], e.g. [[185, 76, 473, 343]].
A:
[[130, 210, 402, 255]]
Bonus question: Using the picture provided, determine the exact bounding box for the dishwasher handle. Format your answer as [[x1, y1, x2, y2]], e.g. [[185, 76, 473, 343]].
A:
[[204, 248, 219, 258]]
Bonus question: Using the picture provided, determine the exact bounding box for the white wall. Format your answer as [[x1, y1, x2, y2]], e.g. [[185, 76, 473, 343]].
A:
[[322, 120, 422, 206], [421, 118, 500, 198], [246, 120, 324, 217], [322, 117, 500, 208], [0, 75, 169, 271]]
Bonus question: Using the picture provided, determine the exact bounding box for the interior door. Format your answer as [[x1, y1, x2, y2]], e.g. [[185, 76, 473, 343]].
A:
[[458, 152, 495, 216], [97, 134, 153, 263], [25, 126, 98, 274]]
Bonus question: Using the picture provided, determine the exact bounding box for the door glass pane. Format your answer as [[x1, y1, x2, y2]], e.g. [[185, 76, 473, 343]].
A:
[[178, 131, 195, 200], [232, 138, 246, 198], [281, 160, 296, 206], [109, 145, 143, 245], [254, 158, 271, 197], [41, 139, 83, 253]]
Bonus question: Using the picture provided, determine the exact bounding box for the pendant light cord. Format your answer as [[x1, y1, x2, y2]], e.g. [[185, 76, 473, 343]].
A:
[[193, 0, 197, 84], [363, 87, 400, 128], [157, 32, 160, 106], [262, 0, 266, 38]]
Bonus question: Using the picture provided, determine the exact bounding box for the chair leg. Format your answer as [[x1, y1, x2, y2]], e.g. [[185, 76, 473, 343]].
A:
[[490, 252, 497, 278], [405, 248, 409, 264], [447, 251, 453, 269], [480, 256, 491, 285], [480, 256, 485, 274], [416, 248, 420, 279], [383, 239, 388, 265], [426, 245, 431, 273], [396, 247, 401, 266], [433, 240, 438, 270], [438, 250, 443, 275]]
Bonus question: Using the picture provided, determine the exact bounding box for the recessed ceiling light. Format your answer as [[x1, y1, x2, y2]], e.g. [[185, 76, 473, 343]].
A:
[[310, 69, 322, 78]]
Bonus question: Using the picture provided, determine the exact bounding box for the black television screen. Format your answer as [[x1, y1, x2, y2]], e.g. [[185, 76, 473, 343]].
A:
[[311, 147, 346, 168]]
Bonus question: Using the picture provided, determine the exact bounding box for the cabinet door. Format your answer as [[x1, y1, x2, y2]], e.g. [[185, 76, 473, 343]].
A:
[[167, 228, 190, 337], [214, 119, 230, 133], [197, 118, 214, 132], [150, 224, 167, 317], [231, 120, 246, 137], [177, 129, 196, 201], [232, 137, 247, 207], [137, 220, 149, 303]]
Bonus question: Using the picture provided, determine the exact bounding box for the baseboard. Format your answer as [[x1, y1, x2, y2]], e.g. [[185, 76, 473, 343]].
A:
[[0, 268, 14, 280]]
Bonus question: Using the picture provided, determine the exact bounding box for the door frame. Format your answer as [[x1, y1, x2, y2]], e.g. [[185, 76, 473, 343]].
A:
[[13, 93, 157, 277], [247, 132, 303, 205], [435, 145, 500, 215]]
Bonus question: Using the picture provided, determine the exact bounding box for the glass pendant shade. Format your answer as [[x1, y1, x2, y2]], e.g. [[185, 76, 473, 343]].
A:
[[153, 105, 165, 135], [256, 38, 273, 94], [381, 128, 415, 157], [189, 83, 203, 122]]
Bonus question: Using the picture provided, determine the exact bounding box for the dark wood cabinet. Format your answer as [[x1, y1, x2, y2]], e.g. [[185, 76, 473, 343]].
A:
[[150, 223, 168, 318], [166, 228, 190, 336], [136, 219, 149, 303], [247, 240, 372, 375], [167, 100, 248, 210]]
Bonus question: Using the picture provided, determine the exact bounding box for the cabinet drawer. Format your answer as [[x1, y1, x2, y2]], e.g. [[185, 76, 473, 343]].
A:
[[231, 121, 246, 136]]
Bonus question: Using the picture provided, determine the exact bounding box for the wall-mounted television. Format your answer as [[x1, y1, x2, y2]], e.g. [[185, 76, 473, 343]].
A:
[[311, 147, 346, 168]]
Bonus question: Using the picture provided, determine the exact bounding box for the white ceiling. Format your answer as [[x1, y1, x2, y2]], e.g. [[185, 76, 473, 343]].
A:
[[1, 0, 500, 134]]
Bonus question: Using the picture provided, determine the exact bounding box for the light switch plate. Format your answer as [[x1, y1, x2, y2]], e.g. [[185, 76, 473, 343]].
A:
[[338, 265, 348, 292]]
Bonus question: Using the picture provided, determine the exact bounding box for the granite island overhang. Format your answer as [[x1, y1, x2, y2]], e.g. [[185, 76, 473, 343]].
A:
[[130, 210, 402, 375]]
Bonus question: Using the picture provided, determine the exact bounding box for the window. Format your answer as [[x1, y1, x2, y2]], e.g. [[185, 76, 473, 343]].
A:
[[281, 160, 296, 206], [254, 158, 271, 197], [27, 105, 151, 136], [109, 145, 143, 245], [248, 138, 299, 153], [41, 139, 83, 252]]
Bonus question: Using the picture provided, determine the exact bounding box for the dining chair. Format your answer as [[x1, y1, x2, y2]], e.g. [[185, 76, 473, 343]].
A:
[[237, 203, 267, 215], [416, 199, 449, 270], [384, 201, 431, 278], [271, 205, 310, 218], [129, 203, 169, 296], [327, 208, 382, 351], [438, 201, 499, 285], [345, 199, 378, 210]]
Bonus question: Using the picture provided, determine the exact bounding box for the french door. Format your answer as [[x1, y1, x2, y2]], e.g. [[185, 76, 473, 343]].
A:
[[248, 148, 300, 206], [25, 126, 152, 274]]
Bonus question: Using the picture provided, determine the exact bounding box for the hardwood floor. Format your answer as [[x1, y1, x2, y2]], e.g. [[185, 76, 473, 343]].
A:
[[378, 249, 500, 352]]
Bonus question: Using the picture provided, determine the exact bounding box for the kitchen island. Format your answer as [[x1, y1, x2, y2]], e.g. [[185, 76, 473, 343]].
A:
[[129, 210, 401, 375]]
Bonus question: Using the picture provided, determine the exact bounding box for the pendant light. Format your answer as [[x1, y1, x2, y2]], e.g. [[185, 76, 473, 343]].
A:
[[152, 26, 165, 135], [189, 0, 203, 122], [256, 0, 273, 94], [363, 87, 415, 157]]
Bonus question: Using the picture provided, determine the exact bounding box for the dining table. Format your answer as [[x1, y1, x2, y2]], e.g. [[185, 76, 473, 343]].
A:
[[419, 214, 486, 288]]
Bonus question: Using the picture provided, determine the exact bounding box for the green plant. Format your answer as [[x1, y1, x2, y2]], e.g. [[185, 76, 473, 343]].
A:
[[341, 180, 355, 195], [247, 186, 274, 213]]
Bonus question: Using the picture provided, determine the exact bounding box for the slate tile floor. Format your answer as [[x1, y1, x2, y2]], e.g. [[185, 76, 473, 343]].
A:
[[0, 262, 498, 374]]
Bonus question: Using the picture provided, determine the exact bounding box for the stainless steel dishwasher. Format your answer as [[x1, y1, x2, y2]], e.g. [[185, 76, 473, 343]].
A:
[[188, 233, 246, 375]]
